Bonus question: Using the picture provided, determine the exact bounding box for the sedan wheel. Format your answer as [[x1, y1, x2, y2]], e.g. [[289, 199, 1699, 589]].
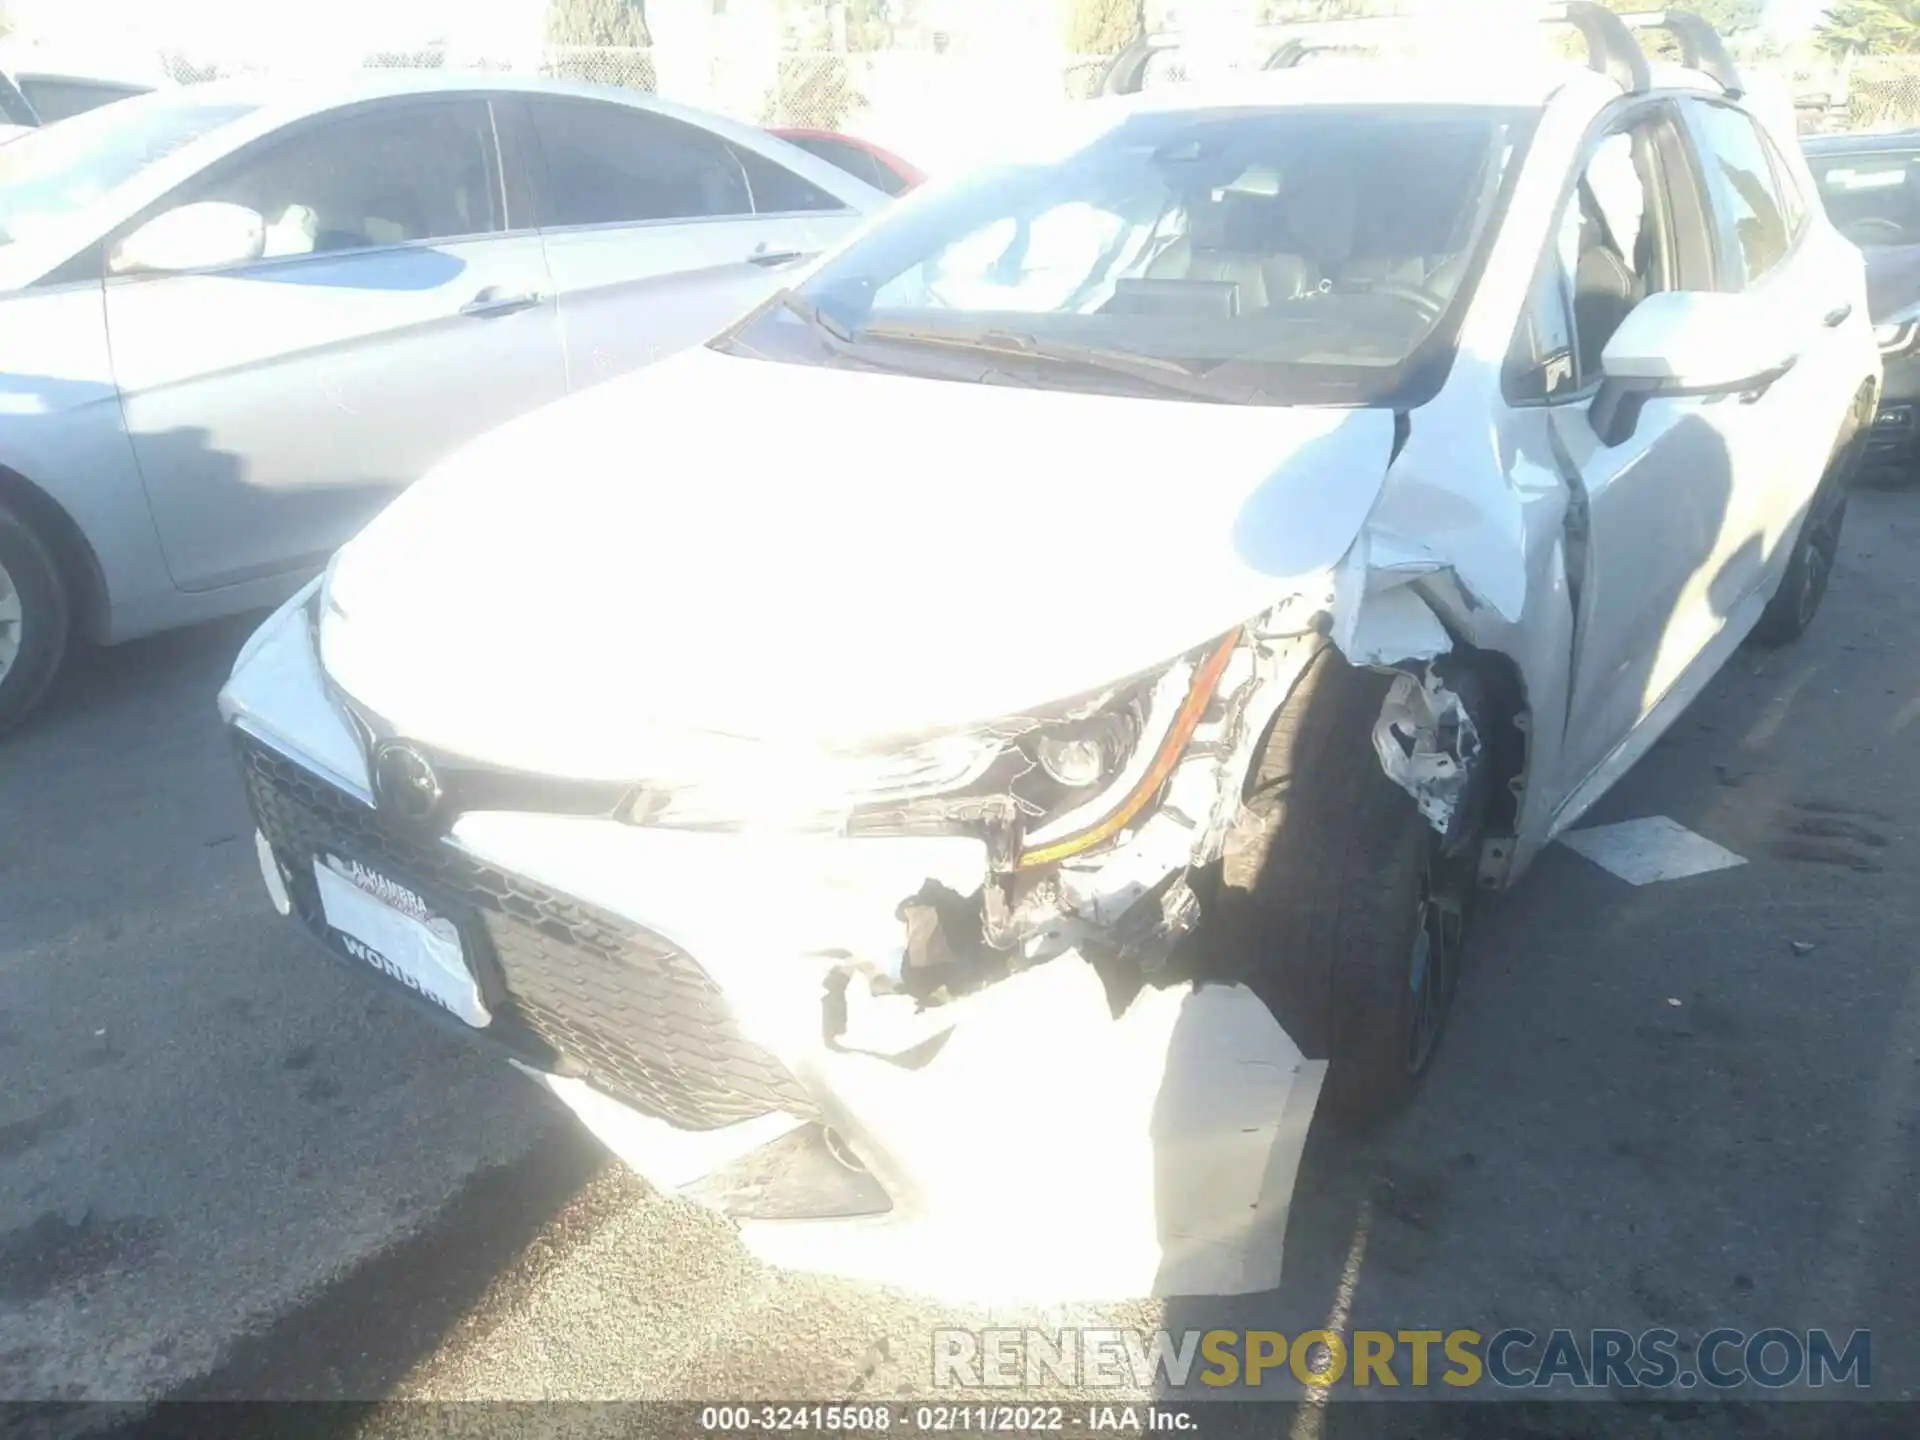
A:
[[0, 501, 72, 737], [0, 558, 20, 685]]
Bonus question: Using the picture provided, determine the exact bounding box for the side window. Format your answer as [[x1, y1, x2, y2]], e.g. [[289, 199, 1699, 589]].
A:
[[1763, 132, 1811, 239], [1686, 102, 1793, 288], [185, 100, 501, 258], [1811, 148, 1920, 248], [1510, 110, 1710, 396], [528, 99, 752, 227], [781, 133, 900, 194], [18, 79, 148, 124], [1506, 253, 1578, 403], [1564, 126, 1671, 379], [0, 73, 37, 125], [730, 142, 848, 214]]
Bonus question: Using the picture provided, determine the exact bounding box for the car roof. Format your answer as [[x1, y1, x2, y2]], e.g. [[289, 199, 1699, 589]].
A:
[[1804, 128, 1920, 155], [80, 69, 883, 198], [1096, 54, 1731, 115], [173, 67, 745, 126]]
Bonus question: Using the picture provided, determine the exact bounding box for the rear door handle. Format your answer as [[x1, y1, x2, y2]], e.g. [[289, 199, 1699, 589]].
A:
[[460, 287, 544, 318], [1824, 303, 1854, 328], [748, 247, 807, 268]]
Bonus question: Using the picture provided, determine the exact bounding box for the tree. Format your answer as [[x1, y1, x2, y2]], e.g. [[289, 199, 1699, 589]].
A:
[[544, 0, 651, 48], [1818, 0, 1920, 56], [1065, 0, 1145, 57], [544, 0, 654, 90]]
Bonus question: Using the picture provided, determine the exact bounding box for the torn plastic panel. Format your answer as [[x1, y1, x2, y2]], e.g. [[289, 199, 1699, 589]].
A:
[[1371, 666, 1485, 842]]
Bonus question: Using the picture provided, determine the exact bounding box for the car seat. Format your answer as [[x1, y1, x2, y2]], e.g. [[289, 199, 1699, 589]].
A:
[[1144, 191, 1315, 311], [1571, 180, 1642, 376]]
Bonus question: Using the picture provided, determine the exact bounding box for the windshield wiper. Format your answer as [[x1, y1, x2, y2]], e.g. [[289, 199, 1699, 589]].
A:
[[853, 321, 1254, 402]]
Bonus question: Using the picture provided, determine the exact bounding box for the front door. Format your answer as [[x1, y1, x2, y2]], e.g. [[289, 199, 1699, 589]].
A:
[[1532, 107, 1773, 801], [105, 95, 567, 592]]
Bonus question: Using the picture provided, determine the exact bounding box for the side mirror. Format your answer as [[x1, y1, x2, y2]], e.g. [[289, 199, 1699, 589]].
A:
[[1592, 290, 1799, 446], [109, 201, 266, 276]]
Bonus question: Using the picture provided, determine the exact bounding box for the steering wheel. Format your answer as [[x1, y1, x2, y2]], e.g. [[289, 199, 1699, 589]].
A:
[[1358, 279, 1449, 322], [1843, 217, 1908, 246]]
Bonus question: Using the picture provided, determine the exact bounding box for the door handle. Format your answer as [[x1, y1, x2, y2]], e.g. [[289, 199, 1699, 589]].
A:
[[748, 247, 807, 268], [460, 286, 544, 318], [1824, 303, 1854, 328]]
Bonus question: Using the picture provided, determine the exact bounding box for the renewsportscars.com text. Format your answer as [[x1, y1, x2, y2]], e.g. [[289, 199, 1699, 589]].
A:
[[931, 1327, 1871, 1392]]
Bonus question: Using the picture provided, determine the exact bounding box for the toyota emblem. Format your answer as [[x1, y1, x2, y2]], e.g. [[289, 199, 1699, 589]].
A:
[[372, 741, 443, 827]]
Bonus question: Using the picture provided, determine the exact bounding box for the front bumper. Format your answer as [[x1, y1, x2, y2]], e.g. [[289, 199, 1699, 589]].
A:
[[218, 595, 1325, 1302]]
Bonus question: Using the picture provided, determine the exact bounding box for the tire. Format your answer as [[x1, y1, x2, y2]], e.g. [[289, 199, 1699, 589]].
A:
[[1216, 644, 1474, 1124], [1752, 490, 1847, 649], [0, 500, 71, 737]]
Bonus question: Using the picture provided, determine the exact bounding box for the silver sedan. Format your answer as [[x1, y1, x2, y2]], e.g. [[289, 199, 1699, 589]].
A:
[[0, 71, 887, 732]]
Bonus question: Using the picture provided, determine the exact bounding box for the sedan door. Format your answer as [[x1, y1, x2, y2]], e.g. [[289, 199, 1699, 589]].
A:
[[513, 95, 870, 391], [104, 94, 567, 592]]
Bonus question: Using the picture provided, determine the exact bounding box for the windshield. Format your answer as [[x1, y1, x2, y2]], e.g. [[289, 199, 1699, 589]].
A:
[[719, 104, 1532, 406], [0, 93, 255, 248]]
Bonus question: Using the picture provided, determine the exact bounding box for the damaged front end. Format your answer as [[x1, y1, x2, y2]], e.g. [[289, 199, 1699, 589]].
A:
[[537, 602, 1497, 1303], [224, 484, 1515, 1308]]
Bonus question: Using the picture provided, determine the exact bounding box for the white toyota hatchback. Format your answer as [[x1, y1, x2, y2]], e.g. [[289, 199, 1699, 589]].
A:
[[221, 11, 1878, 1301]]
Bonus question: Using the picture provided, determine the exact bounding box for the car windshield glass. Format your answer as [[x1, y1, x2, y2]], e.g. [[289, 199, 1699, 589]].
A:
[[0, 93, 255, 248], [719, 104, 1531, 405]]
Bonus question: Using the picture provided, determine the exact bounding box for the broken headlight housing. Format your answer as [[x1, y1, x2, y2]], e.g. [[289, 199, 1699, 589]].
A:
[[622, 631, 1242, 871]]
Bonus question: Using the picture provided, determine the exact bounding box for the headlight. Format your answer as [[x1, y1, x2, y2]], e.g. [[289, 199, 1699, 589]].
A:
[[622, 631, 1242, 871], [1036, 711, 1140, 789]]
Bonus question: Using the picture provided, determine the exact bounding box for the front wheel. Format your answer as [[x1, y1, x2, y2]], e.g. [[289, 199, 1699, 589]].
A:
[[1215, 646, 1476, 1123], [0, 501, 71, 737]]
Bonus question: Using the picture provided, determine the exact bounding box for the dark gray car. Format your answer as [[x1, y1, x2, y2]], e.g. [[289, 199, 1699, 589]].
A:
[[1806, 129, 1920, 474]]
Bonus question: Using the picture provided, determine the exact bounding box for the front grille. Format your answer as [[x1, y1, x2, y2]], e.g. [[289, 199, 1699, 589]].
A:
[[236, 730, 817, 1132]]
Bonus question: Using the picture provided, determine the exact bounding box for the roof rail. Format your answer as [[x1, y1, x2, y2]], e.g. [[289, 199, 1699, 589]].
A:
[[1096, 32, 1170, 97], [1607, 7, 1745, 97], [1263, 39, 1381, 70], [1096, 5, 1742, 100]]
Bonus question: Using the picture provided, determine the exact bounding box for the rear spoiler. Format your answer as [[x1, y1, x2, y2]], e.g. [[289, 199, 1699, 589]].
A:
[[1097, 5, 1743, 101]]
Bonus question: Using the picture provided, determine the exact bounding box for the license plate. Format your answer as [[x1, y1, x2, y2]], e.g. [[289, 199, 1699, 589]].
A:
[[312, 854, 490, 1027]]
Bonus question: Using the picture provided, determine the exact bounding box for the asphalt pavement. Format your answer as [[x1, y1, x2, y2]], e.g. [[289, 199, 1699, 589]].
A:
[[1, 490, 1917, 1430]]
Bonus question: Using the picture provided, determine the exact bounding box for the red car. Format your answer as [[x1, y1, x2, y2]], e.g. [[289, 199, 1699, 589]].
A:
[[766, 127, 925, 195]]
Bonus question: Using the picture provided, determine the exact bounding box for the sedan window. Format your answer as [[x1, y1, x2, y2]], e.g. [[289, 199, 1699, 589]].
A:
[[782, 133, 898, 193], [17, 77, 153, 124], [731, 142, 848, 214], [527, 98, 752, 226], [184, 99, 503, 257]]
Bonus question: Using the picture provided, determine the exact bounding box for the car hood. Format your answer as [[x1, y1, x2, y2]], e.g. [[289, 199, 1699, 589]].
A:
[[318, 345, 1397, 776]]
